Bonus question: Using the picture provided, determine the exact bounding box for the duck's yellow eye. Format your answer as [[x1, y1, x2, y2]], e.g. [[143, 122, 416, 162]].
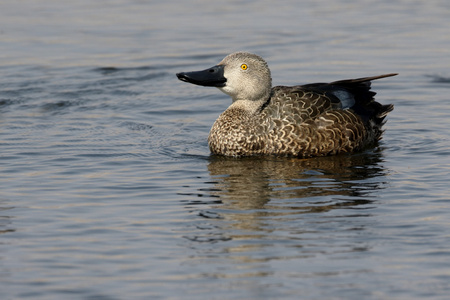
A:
[[241, 64, 248, 70]]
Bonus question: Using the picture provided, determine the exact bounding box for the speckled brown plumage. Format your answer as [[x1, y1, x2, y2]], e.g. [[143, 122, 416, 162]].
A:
[[177, 52, 396, 158]]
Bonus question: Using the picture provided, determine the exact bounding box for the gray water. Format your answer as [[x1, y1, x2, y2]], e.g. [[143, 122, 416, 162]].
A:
[[1, 1, 450, 299]]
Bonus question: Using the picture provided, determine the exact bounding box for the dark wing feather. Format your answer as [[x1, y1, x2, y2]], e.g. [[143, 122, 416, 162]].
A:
[[326, 73, 397, 125], [266, 73, 397, 125]]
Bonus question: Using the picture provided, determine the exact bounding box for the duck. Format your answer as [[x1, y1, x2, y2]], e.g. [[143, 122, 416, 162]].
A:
[[176, 52, 397, 158]]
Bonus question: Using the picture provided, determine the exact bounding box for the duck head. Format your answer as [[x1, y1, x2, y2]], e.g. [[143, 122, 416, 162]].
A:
[[177, 52, 272, 102]]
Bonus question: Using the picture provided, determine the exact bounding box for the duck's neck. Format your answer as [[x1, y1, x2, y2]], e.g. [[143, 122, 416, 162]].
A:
[[229, 93, 271, 115]]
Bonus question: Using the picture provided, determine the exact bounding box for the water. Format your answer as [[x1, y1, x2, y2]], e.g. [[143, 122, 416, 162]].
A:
[[1, 1, 450, 299]]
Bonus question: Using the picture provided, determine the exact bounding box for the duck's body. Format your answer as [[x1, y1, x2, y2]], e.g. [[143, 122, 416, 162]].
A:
[[177, 52, 396, 158]]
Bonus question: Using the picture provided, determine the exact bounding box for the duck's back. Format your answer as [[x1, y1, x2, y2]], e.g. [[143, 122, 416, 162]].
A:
[[208, 74, 395, 157]]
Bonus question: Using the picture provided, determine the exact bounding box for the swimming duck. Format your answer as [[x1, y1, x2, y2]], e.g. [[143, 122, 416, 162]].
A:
[[176, 52, 396, 157]]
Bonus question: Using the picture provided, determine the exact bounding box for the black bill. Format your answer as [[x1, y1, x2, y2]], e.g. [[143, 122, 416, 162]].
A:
[[176, 65, 226, 87]]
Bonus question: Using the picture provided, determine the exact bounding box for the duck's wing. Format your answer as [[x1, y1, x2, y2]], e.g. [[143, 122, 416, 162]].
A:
[[265, 85, 339, 124], [266, 73, 397, 125], [260, 74, 396, 156]]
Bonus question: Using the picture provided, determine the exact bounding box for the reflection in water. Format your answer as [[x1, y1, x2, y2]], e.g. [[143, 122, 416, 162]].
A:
[[206, 150, 387, 210], [182, 150, 389, 260]]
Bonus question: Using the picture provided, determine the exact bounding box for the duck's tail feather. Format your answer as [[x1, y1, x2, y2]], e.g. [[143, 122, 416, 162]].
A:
[[330, 73, 398, 86], [330, 74, 397, 128]]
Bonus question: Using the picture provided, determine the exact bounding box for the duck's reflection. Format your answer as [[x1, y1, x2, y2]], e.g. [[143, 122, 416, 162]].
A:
[[184, 151, 388, 264], [184, 151, 387, 238], [206, 150, 387, 211]]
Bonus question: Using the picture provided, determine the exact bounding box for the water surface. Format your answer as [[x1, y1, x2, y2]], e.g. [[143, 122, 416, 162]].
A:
[[1, 1, 450, 299]]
